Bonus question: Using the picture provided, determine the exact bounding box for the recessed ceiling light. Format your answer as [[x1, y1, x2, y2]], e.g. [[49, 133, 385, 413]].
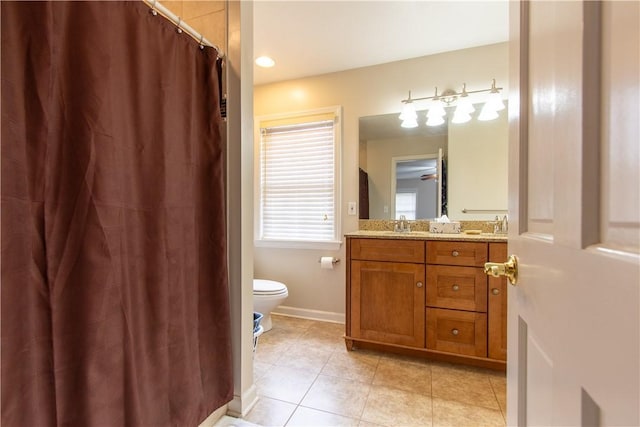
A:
[[255, 56, 275, 68]]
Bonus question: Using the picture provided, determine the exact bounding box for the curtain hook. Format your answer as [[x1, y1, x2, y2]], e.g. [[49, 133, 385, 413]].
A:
[[176, 17, 183, 34], [199, 34, 205, 50], [150, 0, 158, 16]]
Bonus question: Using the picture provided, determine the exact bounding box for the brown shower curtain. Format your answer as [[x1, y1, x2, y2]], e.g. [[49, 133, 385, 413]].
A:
[[1, 2, 232, 426]]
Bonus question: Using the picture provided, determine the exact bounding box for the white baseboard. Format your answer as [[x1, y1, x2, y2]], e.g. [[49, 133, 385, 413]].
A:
[[227, 384, 258, 418], [272, 305, 345, 324], [198, 404, 228, 427]]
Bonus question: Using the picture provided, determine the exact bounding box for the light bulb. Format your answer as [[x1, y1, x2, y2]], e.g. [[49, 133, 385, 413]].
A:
[[401, 117, 419, 128], [451, 110, 472, 124], [426, 115, 445, 127], [478, 103, 499, 121], [427, 100, 446, 118], [399, 102, 417, 121], [486, 91, 505, 111], [456, 96, 475, 115]]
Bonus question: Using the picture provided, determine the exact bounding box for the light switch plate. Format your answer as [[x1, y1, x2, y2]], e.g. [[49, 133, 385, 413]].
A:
[[348, 201, 357, 215]]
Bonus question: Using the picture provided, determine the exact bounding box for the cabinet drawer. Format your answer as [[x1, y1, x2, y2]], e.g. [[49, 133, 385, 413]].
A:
[[350, 238, 425, 263], [426, 241, 487, 267], [426, 308, 487, 357], [426, 265, 487, 312]]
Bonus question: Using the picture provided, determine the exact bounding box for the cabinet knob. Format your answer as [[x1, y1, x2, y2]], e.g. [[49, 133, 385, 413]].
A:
[[452, 250, 459, 257], [492, 288, 500, 295], [452, 284, 460, 291], [451, 329, 459, 336], [416, 282, 423, 288]]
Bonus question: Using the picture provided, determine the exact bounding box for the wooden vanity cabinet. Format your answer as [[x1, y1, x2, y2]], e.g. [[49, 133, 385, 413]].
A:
[[488, 242, 508, 361], [348, 239, 425, 348], [346, 236, 507, 370]]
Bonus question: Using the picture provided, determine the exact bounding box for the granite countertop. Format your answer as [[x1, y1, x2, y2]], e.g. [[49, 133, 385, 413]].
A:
[[344, 230, 508, 242]]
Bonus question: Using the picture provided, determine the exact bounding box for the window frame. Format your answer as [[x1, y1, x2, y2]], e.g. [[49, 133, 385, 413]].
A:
[[254, 106, 342, 250]]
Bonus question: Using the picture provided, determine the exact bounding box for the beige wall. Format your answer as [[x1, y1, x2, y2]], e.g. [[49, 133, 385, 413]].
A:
[[253, 42, 509, 319], [160, 1, 226, 48]]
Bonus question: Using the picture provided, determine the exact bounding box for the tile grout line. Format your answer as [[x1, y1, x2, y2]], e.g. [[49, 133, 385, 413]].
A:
[[356, 349, 383, 424], [282, 321, 339, 427], [261, 316, 506, 426], [430, 363, 435, 427], [488, 375, 507, 423]]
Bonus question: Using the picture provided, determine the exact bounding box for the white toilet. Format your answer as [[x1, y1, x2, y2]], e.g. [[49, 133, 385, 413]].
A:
[[253, 279, 288, 332]]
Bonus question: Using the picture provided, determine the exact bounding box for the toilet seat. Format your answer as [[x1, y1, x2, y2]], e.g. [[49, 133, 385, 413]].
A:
[[254, 279, 288, 296]]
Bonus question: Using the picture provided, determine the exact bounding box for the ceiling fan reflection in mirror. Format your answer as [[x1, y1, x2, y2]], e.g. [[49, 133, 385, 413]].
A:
[[419, 165, 438, 181], [420, 173, 438, 181]]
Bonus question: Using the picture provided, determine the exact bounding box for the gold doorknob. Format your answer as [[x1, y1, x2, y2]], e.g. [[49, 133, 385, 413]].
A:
[[484, 254, 518, 285]]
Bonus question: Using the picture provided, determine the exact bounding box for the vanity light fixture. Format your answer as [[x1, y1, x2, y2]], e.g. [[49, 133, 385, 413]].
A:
[[427, 89, 447, 118], [422, 88, 447, 126], [399, 79, 504, 127], [399, 92, 419, 128], [451, 110, 472, 124], [426, 113, 445, 127], [401, 116, 419, 128], [451, 86, 474, 124], [478, 104, 500, 121]]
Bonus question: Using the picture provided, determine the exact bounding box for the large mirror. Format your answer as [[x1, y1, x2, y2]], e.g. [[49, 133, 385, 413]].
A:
[[359, 102, 508, 221]]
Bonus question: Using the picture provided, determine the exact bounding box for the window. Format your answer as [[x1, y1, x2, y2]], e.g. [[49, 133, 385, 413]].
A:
[[256, 107, 341, 249], [395, 191, 417, 220]]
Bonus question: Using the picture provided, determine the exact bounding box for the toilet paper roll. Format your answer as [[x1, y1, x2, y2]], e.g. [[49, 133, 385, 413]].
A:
[[320, 256, 335, 270]]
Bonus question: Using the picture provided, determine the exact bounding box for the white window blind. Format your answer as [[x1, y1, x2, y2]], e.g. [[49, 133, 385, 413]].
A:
[[259, 117, 337, 243], [396, 192, 417, 220]]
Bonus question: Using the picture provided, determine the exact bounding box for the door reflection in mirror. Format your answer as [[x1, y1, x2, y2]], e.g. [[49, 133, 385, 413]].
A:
[[390, 149, 444, 220]]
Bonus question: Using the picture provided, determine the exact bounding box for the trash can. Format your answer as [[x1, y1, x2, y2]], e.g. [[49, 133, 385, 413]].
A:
[[253, 312, 264, 354]]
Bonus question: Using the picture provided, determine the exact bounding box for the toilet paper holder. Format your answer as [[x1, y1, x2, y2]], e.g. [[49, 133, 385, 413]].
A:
[[318, 257, 340, 264]]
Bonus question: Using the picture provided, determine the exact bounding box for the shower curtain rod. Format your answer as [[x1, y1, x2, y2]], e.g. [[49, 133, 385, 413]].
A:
[[142, 0, 224, 58]]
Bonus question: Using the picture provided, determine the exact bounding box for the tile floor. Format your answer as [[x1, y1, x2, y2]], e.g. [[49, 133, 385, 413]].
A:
[[243, 314, 507, 427]]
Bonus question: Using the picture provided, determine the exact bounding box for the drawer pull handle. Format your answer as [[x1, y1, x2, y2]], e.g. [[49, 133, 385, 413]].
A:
[[451, 329, 459, 336], [417, 282, 423, 288], [492, 288, 500, 295], [452, 284, 460, 291], [452, 250, 460, 257]]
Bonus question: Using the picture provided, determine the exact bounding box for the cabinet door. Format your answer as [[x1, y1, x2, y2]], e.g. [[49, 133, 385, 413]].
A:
[[351, 260, 425, 348], [488, 243, 507, 360]]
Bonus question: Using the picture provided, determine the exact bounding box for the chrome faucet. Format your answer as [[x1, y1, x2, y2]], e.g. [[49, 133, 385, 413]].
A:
[[395, 215, 410, 232], [493, 215, 508, 234]]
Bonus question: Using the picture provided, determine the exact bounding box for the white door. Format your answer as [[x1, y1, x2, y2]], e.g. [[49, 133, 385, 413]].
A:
[[506, 1, 639, 425]]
